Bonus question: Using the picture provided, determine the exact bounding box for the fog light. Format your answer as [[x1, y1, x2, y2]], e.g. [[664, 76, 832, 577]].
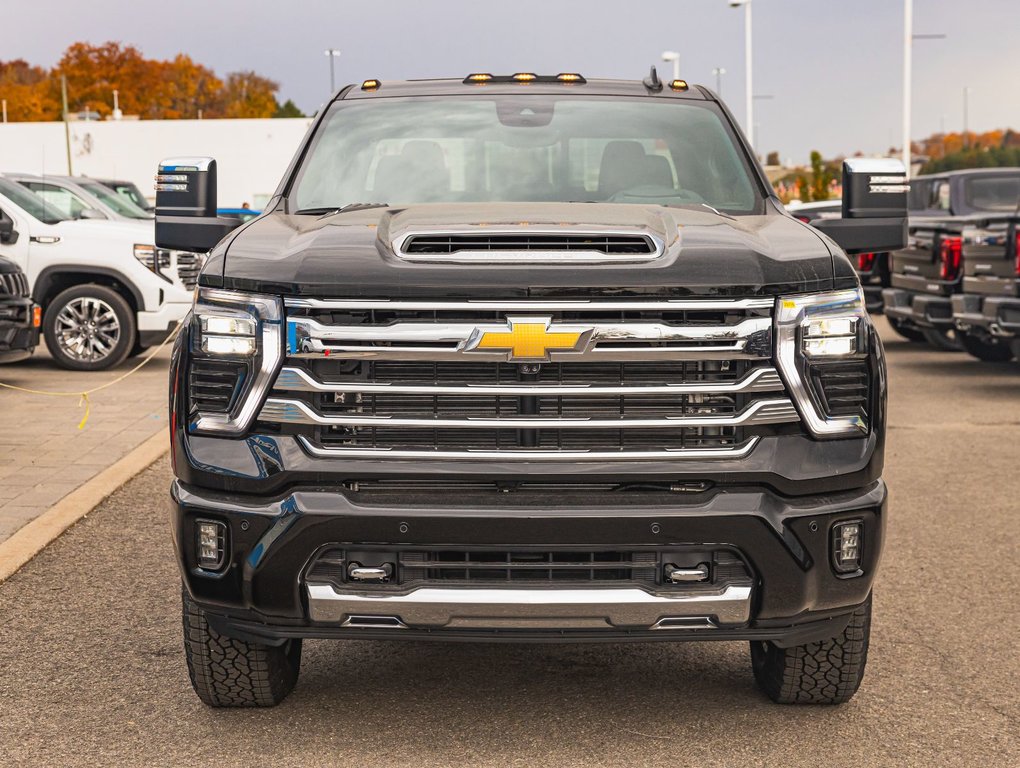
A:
[[196, 520, 226, 570], [832, 520, 863, 574]]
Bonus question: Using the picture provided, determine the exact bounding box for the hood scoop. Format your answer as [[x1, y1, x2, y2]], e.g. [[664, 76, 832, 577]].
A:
[[395, 230, 662, 264], [380, 203, 675, 265]]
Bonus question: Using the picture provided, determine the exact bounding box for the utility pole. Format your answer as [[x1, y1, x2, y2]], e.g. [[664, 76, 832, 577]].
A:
[[324, 49, 341, 94], [1, 100, 7, 124], [61, 74, 72, 175]]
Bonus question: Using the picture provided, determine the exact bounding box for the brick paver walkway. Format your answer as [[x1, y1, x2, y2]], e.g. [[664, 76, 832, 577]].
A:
[[0, 345, 170, 542]]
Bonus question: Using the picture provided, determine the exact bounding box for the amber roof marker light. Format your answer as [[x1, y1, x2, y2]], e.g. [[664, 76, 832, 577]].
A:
[[462, 73, 587, 85], [670, 79, 689, 92], [361, 79, 380, 90]]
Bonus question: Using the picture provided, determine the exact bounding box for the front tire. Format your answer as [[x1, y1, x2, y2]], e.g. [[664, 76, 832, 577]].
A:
[[960, 333, 1014, 362], [43, 284, 135, 370], [750, 594, 872, 705], [886, 316, 925, 343], [182, 587, 302, 708]]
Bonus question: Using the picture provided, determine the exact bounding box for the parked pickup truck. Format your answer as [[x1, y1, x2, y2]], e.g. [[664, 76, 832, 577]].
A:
[[951, 213, 1020, 361], [882, 168, 1020, 351], [0, 255, 40, 364], [0, 176, 194, 370], [157, 72, 906, 708]]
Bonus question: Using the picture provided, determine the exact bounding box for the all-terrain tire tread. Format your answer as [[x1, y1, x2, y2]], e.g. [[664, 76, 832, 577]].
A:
[[751, 595, 871, 705], [181, 588, 300, 707]]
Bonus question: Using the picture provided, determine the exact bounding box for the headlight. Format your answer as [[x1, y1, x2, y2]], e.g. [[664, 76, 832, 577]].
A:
[[134, 243, 171, 281], [188, 287, 282, 436], [775, 289, 870, 438]]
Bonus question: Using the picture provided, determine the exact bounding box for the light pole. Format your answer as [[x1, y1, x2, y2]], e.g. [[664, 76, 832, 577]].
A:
[[661, 51, 680, 82], [902, 0, 946, 176], [712, 67, 727, 96], [963, 86, 971, 147], [324, 48, 341, 94], [752, 94, 774, 153], [729, 0, 753, 148]]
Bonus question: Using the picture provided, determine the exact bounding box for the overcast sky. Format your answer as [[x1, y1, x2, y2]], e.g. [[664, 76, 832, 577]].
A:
[[6, 0, 1019, 163]]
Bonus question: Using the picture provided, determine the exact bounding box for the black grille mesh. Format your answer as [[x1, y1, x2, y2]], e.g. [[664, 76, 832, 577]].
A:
[[188, 360, 247, 415]]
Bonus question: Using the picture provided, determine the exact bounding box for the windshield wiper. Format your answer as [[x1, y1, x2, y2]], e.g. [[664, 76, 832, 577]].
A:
[[295, 202, 389, 216]]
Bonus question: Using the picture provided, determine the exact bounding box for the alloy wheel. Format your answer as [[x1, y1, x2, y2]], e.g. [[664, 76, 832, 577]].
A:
[[54, 296, 122, 363]]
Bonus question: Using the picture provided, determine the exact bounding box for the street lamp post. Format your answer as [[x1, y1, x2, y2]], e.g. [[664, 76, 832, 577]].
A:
[[324, 48, 341, 94], [728, 0, 753, 148], [712, 67, 727, 96], [963, 86, 971, 147], [661, 51, 680, 82], [752, 94, 774, 153], [902, 0, 946, 177]]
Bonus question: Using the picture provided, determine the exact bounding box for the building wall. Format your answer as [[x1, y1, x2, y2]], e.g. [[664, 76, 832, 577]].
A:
[[0, 118, 314, 209]]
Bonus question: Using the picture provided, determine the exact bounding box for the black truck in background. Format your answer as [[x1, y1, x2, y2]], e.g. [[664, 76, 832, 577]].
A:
[[951, 214, 1020, 361], [0, 254, 39, 364], [882, 168, 1020, 353], [155, 73, 907, 708]]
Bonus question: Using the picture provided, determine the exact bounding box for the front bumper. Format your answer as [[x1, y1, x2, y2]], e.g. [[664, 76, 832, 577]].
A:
[[952, 293, 1020, 337], [0, 298, 40, 363], [173, 478, 886, 647], [882, 287, 954, 329]]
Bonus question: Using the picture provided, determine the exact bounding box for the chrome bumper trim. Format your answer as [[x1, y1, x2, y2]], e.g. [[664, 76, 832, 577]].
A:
[[261, 397, 800, 429], [295, 434, 761, 461], [306, 584, 753, 629]]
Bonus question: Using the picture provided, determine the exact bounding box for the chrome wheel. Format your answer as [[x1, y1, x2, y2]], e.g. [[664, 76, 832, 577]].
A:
[[54, 296, 122, 362]]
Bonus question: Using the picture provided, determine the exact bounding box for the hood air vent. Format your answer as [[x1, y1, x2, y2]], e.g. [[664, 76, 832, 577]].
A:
[[394, 231, 663, 264]]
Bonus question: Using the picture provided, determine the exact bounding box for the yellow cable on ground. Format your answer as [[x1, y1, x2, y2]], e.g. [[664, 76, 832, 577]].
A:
[[0, 321, 182, 429]]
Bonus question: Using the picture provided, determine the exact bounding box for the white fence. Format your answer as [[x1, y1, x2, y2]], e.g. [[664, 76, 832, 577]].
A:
[[0, 117, 314, 209]]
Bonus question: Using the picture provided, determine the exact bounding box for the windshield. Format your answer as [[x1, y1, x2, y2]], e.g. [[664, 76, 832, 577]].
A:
[[104, 181, 152, 212], [962, 174, 1020, 212], [290, 96, 762, 215], [80, 181, 152, 219], [0, 178, 70, 224]]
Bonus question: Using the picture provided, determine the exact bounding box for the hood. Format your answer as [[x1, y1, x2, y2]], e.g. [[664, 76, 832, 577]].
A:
[[213, 203, 835, 298]]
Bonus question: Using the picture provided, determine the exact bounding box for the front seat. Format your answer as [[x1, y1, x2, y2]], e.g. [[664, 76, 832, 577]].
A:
[[597, 140, 647, 198]]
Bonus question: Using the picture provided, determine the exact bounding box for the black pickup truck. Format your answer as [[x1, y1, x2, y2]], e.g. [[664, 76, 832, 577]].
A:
[[0, 254, 39, 364], [156, 72, 906, 708], [951, 214, 1020, 361], [883, 168, 1020, 352]]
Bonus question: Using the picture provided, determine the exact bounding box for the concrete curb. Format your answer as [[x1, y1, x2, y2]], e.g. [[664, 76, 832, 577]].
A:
[[0, 429, 168, 583]]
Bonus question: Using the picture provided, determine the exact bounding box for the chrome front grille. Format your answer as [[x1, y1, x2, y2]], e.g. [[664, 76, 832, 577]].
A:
[[258, 298, 799, 459], [0, 272, 29, 297], [175, 252, 203, 290]]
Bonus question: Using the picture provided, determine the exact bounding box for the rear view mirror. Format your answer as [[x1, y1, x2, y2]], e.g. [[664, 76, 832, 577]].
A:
[[813, 158, 908, 254], [155, 157, 242, 252], [0, 211, 18, 245]]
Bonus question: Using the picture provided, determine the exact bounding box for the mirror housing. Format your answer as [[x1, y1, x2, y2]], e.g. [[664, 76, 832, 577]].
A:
[[155, 157, 242, 253], [0, 212, 18, 245], [813, 158, 908, 254]]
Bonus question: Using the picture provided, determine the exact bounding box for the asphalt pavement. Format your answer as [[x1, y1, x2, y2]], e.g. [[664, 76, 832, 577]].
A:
[[0, 317, 1018, 767]]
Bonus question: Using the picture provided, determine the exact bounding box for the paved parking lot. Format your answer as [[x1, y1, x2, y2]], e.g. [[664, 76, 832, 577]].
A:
[[0, 318, 1017, 767], [0, 343, 171, 541]]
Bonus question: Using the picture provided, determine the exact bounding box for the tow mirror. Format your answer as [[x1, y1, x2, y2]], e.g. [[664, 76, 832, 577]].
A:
[[0, 212, 18, 245], [155, 157, 242, 252], [813, 158, 908, 254]]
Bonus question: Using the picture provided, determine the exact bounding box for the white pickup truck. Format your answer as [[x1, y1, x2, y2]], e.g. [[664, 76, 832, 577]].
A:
[[0, 176, 195, 370]]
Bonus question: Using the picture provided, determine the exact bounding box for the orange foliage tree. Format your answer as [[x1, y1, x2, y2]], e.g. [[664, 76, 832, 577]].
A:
[[0, 42, 290, 121]]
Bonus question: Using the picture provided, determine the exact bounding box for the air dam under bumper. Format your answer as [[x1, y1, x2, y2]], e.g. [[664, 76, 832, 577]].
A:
[[173, 479, 886, 645]]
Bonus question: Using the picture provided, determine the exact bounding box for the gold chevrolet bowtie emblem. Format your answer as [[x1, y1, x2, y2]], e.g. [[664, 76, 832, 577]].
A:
[[466, 317, 592, 361]]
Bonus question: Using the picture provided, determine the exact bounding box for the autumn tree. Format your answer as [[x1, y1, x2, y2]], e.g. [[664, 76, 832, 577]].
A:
[[152, 54, 223, 119], [0, 59, 60, 121], [219, 72, 279, 118], [53, 42, 158, 118]]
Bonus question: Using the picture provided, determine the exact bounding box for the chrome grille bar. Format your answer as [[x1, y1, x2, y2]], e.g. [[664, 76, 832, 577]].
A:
[[296, 434, 761, 461], [285, 297, 776, 311], [260, 397, 799, 429], [273, 364, 785, 396]]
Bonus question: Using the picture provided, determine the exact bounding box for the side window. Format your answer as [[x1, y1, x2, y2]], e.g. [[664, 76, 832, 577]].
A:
[[20, 182, 91, 219], [931, 181, 951, 211]]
